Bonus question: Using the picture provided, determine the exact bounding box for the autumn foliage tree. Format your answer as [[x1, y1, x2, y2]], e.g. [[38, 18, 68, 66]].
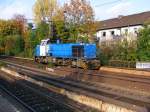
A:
[[33, 0, 97, 43], [0, 14, 27, 56], [33, 0, 62, 41], [64, 0, 97, 42], [33, 0, 58, 24], [12, 15, 27, 35]]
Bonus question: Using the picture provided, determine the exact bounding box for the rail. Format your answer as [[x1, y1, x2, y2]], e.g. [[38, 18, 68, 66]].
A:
[[0, 74, 77, 112], [1, 60, 149, 112]]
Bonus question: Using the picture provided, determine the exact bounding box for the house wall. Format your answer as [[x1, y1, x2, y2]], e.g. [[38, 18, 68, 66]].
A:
[[96, 25, 143, 43], [121, 25, 142, 34]]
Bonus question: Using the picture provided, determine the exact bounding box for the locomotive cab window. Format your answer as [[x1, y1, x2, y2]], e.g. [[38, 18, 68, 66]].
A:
[[72, 45, 84, 57]]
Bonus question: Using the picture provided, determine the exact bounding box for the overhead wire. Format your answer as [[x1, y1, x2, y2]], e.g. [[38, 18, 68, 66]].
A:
[[94, 0, 123, 7], [25, 0, 125, 22]]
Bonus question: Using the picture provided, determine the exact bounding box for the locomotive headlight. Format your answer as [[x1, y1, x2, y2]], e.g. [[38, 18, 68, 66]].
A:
[[52, 58, 56, 62]]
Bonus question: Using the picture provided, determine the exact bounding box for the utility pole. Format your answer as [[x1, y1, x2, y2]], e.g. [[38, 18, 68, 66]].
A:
[[63, 10, 67, 65], [64, 10, 67, 28], [50, 20, 53, 39]]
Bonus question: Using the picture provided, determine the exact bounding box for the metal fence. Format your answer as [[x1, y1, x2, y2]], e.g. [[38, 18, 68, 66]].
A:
[[108, 60, 136, 68]]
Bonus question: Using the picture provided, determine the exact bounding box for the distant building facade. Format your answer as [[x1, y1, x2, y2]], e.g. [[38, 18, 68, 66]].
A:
[[96, 11, 150, 44]]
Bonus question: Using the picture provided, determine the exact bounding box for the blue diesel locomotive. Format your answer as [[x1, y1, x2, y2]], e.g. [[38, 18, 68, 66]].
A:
[[34, 39, 100, 69]]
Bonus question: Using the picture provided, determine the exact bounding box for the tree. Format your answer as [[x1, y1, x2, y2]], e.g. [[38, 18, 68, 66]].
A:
[[137, 23, 150, 61], [52, 8, 70, 42], [0, 19, 19, 37], [64, 0, 93, 24], [33, 0, 62, 41], [33, 0, 97, 43], [0, 18, 24, 55], [4, 35, 24, 55], [64, 0, 97, 42], [33, 0, 58, 24], [12, 14, 27, 35], [35, 21, 49, 42], [12, 14, 31, 56], [0, 14, 31, 56], [99, 38, 137, 66]]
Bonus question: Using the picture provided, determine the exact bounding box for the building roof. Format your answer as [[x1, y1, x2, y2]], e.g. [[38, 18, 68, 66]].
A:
[[98, 11, 150, 30]]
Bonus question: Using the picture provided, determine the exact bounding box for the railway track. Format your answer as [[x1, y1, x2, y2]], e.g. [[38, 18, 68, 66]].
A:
[[1, 56, 149, 79], [1, 57, 149, 95], [1, 56, 150, 84], [1, 60, 150, 112], [60, 68, 150, 84], [1, 56, 150, 111], [0, 76, 75, 112]]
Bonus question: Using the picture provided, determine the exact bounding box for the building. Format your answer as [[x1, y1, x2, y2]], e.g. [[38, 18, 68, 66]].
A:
[[96, 11, 150, 44]]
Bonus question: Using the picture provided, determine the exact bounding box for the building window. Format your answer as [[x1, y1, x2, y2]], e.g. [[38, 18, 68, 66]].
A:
[[102, 32, 106, 37], [125, 29, 128, 34], [134, 28, 138, 34], [111, 31, 115, 36]]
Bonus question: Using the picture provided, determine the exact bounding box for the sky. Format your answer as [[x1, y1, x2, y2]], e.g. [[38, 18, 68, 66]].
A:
[[0, 0, 150, 21]]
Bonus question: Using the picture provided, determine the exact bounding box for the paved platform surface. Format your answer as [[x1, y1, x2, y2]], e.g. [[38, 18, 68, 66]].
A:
[[0, 88, 29, 112]]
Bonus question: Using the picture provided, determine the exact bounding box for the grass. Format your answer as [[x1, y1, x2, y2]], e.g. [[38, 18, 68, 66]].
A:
[[0, 61, 6, 67], [37, 64, 45, 69], [47, 62, 54, 68], [87, 110, 98, 112]]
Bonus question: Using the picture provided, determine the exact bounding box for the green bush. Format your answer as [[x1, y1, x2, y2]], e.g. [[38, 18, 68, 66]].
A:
[[47, 62, 54, 68], [99, 39, 137, 66], [137, 25, 150, 61], [0, 61, 6, 67], [4, 35, 24, 56]]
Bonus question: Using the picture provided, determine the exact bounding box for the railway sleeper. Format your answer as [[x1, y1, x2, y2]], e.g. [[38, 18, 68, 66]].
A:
[[0, 78, 74, 112], [1, 64, 149, 112], [16, 68, 150, 112]]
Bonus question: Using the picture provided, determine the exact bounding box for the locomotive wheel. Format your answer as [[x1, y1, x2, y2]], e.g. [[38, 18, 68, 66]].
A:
[[77, 60, 88, 69], [34, 57, 38, 62], [82, 63, 88, 69], [88, 60, 100, 69], [35, 57, 40, 63]]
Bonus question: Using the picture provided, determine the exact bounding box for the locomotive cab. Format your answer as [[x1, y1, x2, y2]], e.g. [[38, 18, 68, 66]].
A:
[[34, 39, 50, 63], [40, 39, 50, 56]]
